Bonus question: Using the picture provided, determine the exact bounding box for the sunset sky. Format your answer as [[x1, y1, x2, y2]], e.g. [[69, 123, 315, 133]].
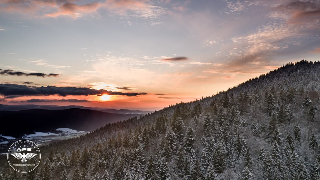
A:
[[0, 0, 320, 110]]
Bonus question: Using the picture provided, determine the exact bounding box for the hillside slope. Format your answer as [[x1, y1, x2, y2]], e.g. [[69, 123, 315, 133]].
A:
[[1, 60, 320, 180]]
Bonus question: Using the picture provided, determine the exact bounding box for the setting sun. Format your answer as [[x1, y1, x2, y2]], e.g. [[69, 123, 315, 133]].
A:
[[100, 94, 111, 101]]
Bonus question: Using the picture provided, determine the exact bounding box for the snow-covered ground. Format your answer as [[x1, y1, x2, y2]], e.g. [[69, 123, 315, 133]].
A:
[[23, 132, 59, 139], [0, 135, 15, 140], [0, 128, 87, 147], [56, 128, 85, 134], [0, 141, 8, 145]]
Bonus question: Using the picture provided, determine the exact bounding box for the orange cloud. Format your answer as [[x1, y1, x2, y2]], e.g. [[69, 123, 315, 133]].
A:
[[275, 1, 320, 24], [310, 47, 320, 53], [107, 0, 147, 9], [0, 0, 162, 18], [46, 2, 102, 18]]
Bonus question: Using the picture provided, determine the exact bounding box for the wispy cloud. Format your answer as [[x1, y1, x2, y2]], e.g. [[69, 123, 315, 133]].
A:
[[0, 0, 165, 19], [310, 47, 320, 53], [155, 93, 166, 95], [227, 0, 320, 69], [46, 2, 102, 18], [226, 0, 245, 13], [0, 69, 59, 77], [116, 86, 132, 90], [161, 56, 188, 61], [30, 59, 70, 69], [188, 61, 211, 65], [158, 96, 182, 99], [173, 0, 190, 12], [0, 83, 147, 97], [275, 1, 320, 24], [23, 98, 90, 103], [107, 0, 165, 19]]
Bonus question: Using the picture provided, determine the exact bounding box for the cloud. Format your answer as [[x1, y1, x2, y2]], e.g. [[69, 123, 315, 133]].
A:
[[0, 69, 59, 77], [0, 0, 75, 16], [116, 86, 132, 90], [310, 47, 320, 53], [0, 83, 147, 97], [158, 96, 182, 99], [24, 98, 89, 103], [188, 61, 211, 65], [106, 0, 165, 19], [173, 0, 190, 12], [275, 1, 320, 24], [0, 0, 165, 19], [226, 0, 245, 13], [46, 2, 102, 18], [23, 81, 34, 84], [30, 59, 70, 69], [155, 93, 166, 95], [222, 76, 232, 79], [161, 56, 188, 61], [227, 0, 320, 69], [160, 0, 170, 3]]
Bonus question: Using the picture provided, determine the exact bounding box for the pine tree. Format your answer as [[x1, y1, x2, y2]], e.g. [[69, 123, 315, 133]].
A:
[[309, 105, 317, 121], [145, 156, 156, 179], [309, 133, 318, 150], [271, 141, 285, 179], [310, 162, 320, 180], [80, 147, 90, 168], [175, 148, 185, 178], [266, 91, 276, 116], [70, 149, 80, 166], [239, 166, 254, 180], [298, 162, 310, 180], [222, 92, 230, 108], [213, 142, 226, 173], [205, 164, 216, 180], [303, 97, 312, 107], [285, 105, 293, 122], [203, 115, 212, 138], [258, 149, 272, 179], [184, 127, 195, 155], [191, 160, 202, 180], [72, 168, 81, 180], [80, 168, 88, 180], [42, 161, 52, 180], [268, 114, 277, 136], [294, 125, 301, 142], [60, 169, 68, 180], [286, 134, 294, 152], [156, 157, 169, 180], [113, 160, 125, 180], [278, 105, 286, 123], [191, 103, 202, 118], [172, 117, 184, 143], [244, 147, 252, 169], [272, 127, 281, 145]]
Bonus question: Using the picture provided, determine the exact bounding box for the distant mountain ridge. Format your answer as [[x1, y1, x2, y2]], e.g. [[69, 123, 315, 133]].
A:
[[0, 104, 150, 114], [0, 108, 139, 137]]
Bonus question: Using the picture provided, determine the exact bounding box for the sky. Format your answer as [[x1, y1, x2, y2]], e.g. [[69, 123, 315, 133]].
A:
[[0, 0, 320, 110]]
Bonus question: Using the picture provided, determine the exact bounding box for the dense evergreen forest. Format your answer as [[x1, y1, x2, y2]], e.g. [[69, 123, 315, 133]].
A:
[[1, 60, 320, 179]]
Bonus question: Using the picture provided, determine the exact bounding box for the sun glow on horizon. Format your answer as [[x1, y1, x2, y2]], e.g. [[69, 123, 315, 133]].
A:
[[100, 94, 111, 101]]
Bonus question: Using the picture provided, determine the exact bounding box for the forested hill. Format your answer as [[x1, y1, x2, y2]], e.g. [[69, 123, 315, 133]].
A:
[[1, 60, 320, 179]]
